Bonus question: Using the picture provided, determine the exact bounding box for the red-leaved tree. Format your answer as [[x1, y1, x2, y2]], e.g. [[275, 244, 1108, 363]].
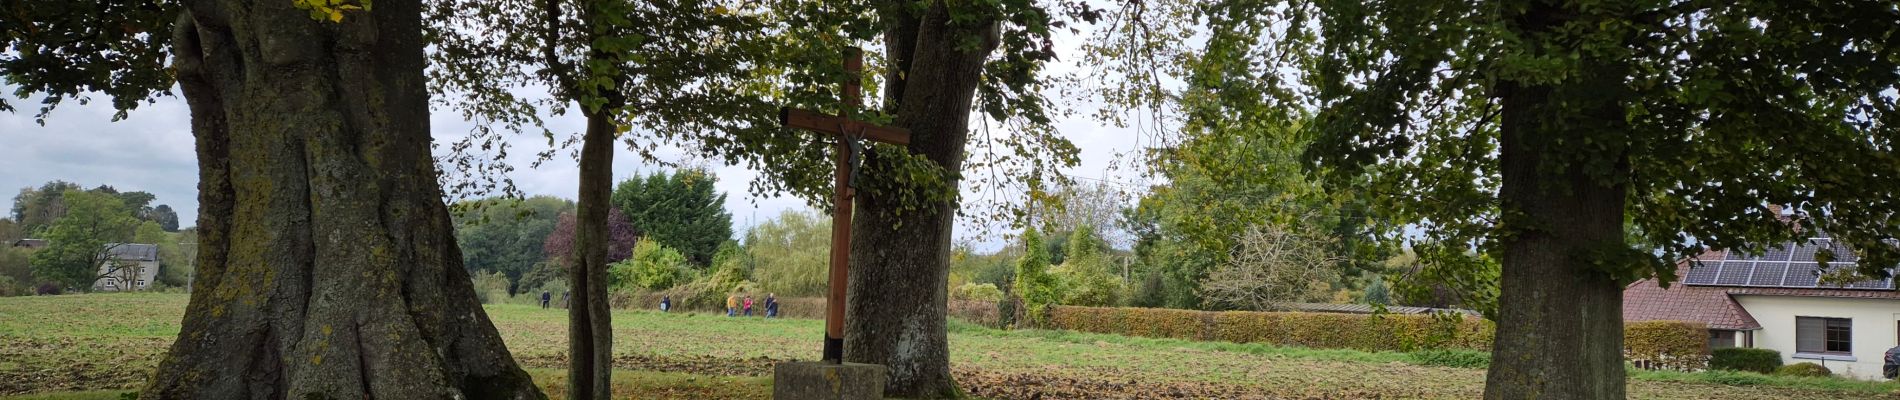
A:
[[544, 208, 639, 266]]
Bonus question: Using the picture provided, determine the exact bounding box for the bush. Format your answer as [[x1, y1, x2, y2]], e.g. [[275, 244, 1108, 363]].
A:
[[610, 238, 691, 292], [471, 271, 512, 304], [1624, 321, 1710, 371], [1409, 349, 1490, 369], [35, 282, 61, 295], [1049, 306, 1493, 352], [1775, 363, 1831, 377], [1704, 371, 1770, 386], [948, 299, 1001, 327], [954, 282, 1004, 302], [1710, 348, 1783, 374]]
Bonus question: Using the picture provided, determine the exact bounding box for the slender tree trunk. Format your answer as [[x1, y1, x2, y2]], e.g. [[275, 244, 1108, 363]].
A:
[[845, 3, 997, 398], [1483, 5, 1630, 398], [567, 111, 616, 400], [144, 1, 543, 398]]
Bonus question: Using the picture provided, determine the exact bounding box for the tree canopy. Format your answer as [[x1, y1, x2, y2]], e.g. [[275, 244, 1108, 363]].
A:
[[28, 190, 138, 290], [611, 169, 734, 268], [454, 196, 574, 292]]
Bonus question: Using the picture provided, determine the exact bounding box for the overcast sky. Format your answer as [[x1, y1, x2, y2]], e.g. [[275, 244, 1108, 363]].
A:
[[2, 82, 1151, 251], [1, 21, 1173, 251]]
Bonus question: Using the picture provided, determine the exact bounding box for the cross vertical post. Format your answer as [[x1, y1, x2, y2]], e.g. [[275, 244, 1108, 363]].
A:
[[779, 47, 910, 364], [822, 47, 861, 364]]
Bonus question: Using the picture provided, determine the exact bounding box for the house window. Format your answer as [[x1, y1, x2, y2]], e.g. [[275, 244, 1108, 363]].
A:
[[1796, 317, 1851, 355], [136, 280, 145, 287], [1708, 330, 1736, 349], [104, 280, 117, 290]]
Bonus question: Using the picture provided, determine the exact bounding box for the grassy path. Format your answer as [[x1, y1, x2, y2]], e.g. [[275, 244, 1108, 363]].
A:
[[3, 293, 1896, 399]]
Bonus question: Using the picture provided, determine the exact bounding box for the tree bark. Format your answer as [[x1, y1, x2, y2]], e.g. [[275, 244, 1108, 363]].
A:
[[143, 1, 544, 398], [844, 3, 997, 398], [1482, 5, 1631, 398], [567, 111, 616, 400]]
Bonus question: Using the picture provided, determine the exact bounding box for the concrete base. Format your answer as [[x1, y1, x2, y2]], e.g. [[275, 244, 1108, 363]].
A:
[[772, 361, 887, 400]]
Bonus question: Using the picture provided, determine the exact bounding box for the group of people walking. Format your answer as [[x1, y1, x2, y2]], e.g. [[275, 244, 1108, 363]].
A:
[[719, 293, 777, 317]]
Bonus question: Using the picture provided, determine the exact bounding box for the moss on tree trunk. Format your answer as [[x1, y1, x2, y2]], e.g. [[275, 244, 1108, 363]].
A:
[[142, 1, 543, 398]]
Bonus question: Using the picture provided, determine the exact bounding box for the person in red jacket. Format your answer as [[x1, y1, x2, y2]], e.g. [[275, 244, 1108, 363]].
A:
[[743, 295, 755, 317]]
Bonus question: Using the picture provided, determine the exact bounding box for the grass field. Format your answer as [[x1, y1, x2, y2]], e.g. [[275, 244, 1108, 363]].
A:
[[3, 293, 1898, 399]]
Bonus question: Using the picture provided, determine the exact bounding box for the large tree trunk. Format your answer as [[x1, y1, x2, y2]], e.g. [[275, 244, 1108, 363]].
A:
[[1482, 5, 1631, 397], [844, 3, 997, 398], [143, 1, 544, 398], [566, 112, 616, 400]]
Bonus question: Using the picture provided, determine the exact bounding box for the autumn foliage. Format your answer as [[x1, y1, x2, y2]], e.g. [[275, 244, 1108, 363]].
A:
[[1624, 321, 1711, 371]]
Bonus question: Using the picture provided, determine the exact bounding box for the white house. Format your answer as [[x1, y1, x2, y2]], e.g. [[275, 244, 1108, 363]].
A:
[[1624, 233, 1899, 380], [92, 243, 161, 292]]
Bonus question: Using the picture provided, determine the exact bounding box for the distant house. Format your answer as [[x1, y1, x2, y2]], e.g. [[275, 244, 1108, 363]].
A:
[[92, 243, 160, 292], [11, 239, 48, 249], [1624, 232, 1899, 380]]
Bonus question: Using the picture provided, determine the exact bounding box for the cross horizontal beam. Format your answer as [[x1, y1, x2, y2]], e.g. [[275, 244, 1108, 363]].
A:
[[780, 107, 911, 146]]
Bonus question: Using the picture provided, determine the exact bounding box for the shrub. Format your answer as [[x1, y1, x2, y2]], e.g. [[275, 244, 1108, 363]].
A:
[[996, 293, 1019, 328], [1704, 371, 1770, 386], [1014, 230, 1061, 325], [948, 299, 1001, 327], [1775, 363, 1831, 377], [954, 282, 1004, 302], [471, 271, 512, 304], [1409, 349, 1490, 369], [1710, 348, 1783, 374], [35, 282, 61, 295], [610, 238, 691, 291], [1624, 321, 1710, 371], [1051, 306, 1493, 352]]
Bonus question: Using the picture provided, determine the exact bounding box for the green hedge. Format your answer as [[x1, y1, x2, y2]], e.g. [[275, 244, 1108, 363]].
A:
[[1624, 321, 1710, 371], [1710, 348, 1782, 374], [1046, 306, 1493, 352], [1044, 306, 1710, 365]]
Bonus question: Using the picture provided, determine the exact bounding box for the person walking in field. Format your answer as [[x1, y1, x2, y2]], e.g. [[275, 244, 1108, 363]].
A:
[[764, 293, 778, 318], [539, 290, 550, 309], [726, 293, 737, 317], [660, 295, 671, 313], [743, 295, 754, 317]]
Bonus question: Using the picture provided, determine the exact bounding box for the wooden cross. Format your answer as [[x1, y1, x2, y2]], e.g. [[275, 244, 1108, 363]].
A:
[[778, 47, 910, 363]]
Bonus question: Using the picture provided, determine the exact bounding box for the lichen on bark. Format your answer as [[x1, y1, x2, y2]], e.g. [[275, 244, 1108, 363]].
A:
[[140, 1, 544, 398]]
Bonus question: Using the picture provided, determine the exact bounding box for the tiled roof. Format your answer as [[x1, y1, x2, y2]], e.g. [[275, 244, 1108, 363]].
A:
[[102, 243, 159, 261], [1723, 287, 1900, 300], [1623, 276, 1762, 330]]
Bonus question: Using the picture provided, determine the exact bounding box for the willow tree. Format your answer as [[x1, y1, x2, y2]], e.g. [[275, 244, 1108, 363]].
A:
[[2, 0, 544, 398], [1089, 0, 1899, 397]]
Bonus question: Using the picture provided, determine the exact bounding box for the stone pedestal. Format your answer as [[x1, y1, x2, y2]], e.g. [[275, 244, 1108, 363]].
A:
[[772, 361, 887, 400]]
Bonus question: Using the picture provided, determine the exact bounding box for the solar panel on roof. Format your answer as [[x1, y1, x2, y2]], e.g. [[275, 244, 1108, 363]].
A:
[[1762, 244, 1794, 262], [1790, 242, 1820, 262], [1782, 263, 1821, 287], [1716, 261, 1753, 286], [1725, 249, 1753, 261], [1748, 262, 1788, 287], [1683, 262, 1721, 285]]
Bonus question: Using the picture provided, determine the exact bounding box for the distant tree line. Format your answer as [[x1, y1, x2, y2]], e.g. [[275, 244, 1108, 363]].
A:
[[0, 180, 193, 296]]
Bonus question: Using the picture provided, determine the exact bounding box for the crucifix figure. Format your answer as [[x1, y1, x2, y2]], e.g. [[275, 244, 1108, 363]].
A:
[[779, 47, 910, 363]]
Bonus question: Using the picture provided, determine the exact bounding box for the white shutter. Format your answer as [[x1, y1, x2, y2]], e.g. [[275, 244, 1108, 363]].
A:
[[1796, 317, 1824, 353]]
